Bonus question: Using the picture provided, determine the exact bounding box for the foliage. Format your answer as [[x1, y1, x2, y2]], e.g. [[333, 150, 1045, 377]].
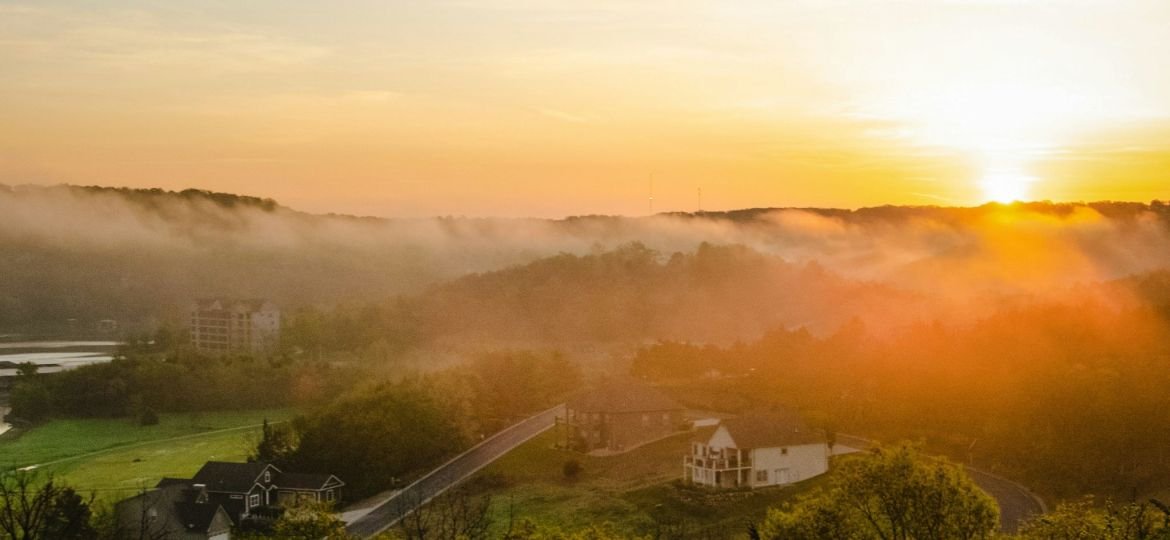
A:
[[250, 418, 297, 465], [286, 382, 466, 499], [633, 301, 1170, 499], [137, 407, 159, 426], [562, 460, 582, 480], [1014, 499, 1170, 540], [269, 501, 354, 539], [758, 444, 998, 540], [396, 487, 493, 540], [7, 352, 357, 422], [0, 470, 96, 540]]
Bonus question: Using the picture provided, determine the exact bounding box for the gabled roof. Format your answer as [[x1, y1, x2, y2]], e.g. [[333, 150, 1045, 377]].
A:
[[716, 413, 826, 449], [174, 500, 226, 533], [155, 477, 192, 489], [567, 379, 683, 413], [191, 461, 277, 493], [690, 425, 718, 443], [276, 472, 344, 490], [118, 483, 230, 535]]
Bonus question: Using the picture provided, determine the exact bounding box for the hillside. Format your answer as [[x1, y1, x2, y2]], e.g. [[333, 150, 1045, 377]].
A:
[[4, 185, 1170, 340]]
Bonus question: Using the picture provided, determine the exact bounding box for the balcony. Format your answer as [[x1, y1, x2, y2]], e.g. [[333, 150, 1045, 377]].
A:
[[685, 454, 751, 470]]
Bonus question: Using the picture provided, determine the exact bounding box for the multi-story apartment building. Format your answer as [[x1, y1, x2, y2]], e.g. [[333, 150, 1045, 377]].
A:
[[189, 299, 280, 355]]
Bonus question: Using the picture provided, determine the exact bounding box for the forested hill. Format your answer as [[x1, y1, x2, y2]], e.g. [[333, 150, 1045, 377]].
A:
[[3, 184, 1170, 337], [413, 242, 919, 343]]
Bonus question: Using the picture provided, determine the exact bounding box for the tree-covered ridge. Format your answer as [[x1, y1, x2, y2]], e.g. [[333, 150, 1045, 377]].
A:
[[4, 184, 1170, 336], [416, 242, 915, 343], [632, 297, 1170, 500]]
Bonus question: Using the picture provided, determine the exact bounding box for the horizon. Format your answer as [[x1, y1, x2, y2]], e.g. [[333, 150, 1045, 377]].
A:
[[6, 181, 1168, 221], [3, 1, 1170, 218]]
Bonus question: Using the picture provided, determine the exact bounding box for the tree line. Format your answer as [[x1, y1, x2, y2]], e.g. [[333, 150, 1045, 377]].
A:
[[632, 300, 1170, 501]]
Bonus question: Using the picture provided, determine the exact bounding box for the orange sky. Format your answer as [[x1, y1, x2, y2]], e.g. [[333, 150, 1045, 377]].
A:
[[2, 1, 1169, 217]]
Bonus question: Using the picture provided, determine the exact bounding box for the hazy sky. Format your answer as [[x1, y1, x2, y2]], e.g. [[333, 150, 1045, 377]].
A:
[[2, 0, 1169, 217]]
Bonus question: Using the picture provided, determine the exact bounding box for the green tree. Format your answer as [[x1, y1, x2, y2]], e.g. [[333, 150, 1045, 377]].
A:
[[288, 382, 465, 499], [1014, 499, 1170, 540], [250, 418, 296, 465], [759, 444, 998, 540], [0, 471, 95, 540], [270, 501, 353, 539]]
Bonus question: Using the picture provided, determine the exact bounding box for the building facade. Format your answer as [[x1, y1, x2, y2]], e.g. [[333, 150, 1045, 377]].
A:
[[190, 299, 280, 355], [684, 413, 829, 489], [157, 461, 344, 525], [115, 483, 234, 540], [558, 379, 686, 453]]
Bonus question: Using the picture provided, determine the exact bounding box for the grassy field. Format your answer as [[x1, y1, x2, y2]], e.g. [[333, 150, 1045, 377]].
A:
[[0, 408, 297, 504], [469, 431, 839, 538]]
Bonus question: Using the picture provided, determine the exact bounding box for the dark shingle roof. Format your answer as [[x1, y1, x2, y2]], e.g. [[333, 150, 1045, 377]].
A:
[[276, 472, 340, 490], [718, 413, 826, 449], [155, 477, 192, 489], [567, 379, 683, 413], [174, 500, 223, 532], [191, 461, 271, 493]]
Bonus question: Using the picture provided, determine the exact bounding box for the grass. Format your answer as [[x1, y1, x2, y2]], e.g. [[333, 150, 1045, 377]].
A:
[[468, 430, 840, 538], [0, 408, 297, 505]]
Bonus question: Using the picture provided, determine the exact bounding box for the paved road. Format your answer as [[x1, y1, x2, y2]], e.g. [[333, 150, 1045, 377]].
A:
[[836, 434, 1045, 533], [346, 405, 564, 538]]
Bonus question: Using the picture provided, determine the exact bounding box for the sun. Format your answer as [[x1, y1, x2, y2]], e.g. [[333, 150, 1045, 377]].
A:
[[980, 167, 1034, 203]]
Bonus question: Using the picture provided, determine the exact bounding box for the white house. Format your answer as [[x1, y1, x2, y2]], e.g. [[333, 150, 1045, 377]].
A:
[[684, 413, 829, 489]]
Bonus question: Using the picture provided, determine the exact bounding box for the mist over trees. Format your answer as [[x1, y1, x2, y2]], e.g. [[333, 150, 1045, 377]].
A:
[[4, 184, 1170, 339]]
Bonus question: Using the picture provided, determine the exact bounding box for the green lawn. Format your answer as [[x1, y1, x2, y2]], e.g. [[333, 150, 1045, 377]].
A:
[[0, 409, 297, 505], [468, 431, 840, 538]]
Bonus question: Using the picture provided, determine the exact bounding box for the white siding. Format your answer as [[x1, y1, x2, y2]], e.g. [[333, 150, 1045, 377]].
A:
[[707, 426, 736, 449], [750, 443, 829, 487]]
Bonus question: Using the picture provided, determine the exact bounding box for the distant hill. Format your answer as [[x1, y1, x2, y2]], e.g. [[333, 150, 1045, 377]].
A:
[[3, 184, 1169, 338]]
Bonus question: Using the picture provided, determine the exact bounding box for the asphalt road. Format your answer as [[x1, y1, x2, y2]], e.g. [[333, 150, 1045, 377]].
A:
[[836, 434, 1045, 533], [345, 405, 564, 538], [345, 415, 1043, 537]]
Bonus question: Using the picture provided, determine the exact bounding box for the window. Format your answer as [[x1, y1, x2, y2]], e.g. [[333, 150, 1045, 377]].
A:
[[326, 489, 335, 502], [662, 412, 670, 424], [756, 470, 768, 482], [781, 447, 788, 455], [641, 414, 649, 427], [264, 471, 271, 483], [249, 494, 260, 508]]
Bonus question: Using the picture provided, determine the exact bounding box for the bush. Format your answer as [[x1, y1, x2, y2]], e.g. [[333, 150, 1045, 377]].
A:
[[138, 407, 159, 426], [563, 459, 582, 480]]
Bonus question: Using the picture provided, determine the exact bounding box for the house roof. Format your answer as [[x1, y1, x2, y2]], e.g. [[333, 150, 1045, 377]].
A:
[[118, 483, 229, 534], [717, 413, 826, 449], [174, 500, 224, 533], [276, 472, 343, 490], [155, 477, 192, 489], [567, 379, 683, 413], [690, 425, 718, 443], [191, 461, 275, 493]]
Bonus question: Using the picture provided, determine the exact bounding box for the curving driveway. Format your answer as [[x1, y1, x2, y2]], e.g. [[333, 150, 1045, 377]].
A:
[[836, 433, 1045, 533]]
